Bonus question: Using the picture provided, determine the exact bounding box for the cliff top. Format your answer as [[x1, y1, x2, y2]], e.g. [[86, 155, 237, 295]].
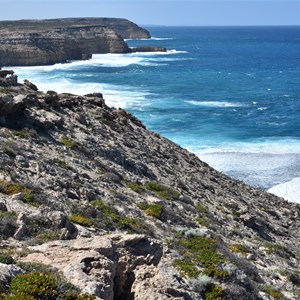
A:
[[0, 17, 151, 39]]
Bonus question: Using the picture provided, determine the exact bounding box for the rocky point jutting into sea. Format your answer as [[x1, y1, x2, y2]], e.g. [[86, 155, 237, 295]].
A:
[[0, 19, 299, 300], [0, 18, 165, 66]]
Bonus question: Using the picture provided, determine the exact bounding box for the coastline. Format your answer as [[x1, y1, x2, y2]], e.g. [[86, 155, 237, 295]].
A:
[[5, 25, 300, 205], [9, 50, 300, 205]]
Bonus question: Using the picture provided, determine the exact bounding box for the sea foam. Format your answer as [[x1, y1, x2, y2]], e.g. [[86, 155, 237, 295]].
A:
[[185, 100, 246, 108], [268, 178, 300, 203]]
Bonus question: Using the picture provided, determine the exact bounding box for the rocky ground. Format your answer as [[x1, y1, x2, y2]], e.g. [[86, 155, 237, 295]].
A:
[[0, 74, 299, 299]]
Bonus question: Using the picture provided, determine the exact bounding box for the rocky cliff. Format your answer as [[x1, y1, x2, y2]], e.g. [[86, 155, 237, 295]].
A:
[[0, 17, 152, 67], [0, 24, 131, 67], [0, 75, 299, 299]]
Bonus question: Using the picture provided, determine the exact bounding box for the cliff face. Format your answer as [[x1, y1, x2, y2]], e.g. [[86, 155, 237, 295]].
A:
[[0, 25, 130, 67], [0, 76, 299, 299]]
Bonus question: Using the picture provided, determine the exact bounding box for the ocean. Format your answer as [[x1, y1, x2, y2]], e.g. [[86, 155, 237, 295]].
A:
[[11, 26, 300, 202]]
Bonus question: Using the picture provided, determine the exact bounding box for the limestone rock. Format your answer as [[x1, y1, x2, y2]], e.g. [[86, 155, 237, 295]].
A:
[[23, 79, 38, 91], [0, 263, 24, 283], [131, 46, 167, 53], [20, 234, 172, 299]]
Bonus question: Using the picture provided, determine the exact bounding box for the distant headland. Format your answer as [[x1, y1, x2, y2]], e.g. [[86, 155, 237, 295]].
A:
[[0, 18, 166, 67]]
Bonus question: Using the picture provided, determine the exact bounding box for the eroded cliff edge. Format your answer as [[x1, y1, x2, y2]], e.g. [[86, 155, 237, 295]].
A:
[[0, 75, 299, 299], [0, 18, 151, 67]]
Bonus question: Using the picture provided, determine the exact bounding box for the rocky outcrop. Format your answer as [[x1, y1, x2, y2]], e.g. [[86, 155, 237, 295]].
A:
[[131, 46, 167, 53], [0, 77, 299, 299], [0, 25, 130, 67]]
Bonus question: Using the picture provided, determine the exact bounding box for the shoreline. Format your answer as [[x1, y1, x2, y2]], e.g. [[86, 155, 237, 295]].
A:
[[6, 37, 300, 205]]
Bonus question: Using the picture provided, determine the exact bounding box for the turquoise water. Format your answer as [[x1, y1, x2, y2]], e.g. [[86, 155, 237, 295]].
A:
[[12, 26, 300, 190]]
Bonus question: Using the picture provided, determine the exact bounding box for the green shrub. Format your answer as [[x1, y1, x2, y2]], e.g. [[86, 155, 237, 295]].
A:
[[12, 129, 37, 140], [90, 200, 141, 231], [0, 254, 15, 265], [172, 259, 200, 278], [196, 216, 209, 227], [204, 284, 223, 300], [10, 272, 58, 299], [195, 204, 207, 214], [124, 181, 180, 200], [173, 236, 227, 279], [116, 217, 142, 231], [143, 182, 180, 200], [0, 270, 96, 300], [195, 204, 209, 227], [68, 214, 93, 227], [123, 181, 144, 193], [59, 135, 77, 149], [35, 231, 59, 244], [138, 203, 164, 219], [90, 200, 119, 221], [228, 243, 249, 257], [261, 285, 284, 300], [0, 181, 36, 206]]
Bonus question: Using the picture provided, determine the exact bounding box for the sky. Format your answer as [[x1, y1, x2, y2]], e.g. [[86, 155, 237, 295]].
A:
[[0, 0, 300, 26]]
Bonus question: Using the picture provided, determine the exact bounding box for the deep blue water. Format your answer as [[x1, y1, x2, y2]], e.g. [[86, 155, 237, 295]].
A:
[[12, 26, 300, 190]]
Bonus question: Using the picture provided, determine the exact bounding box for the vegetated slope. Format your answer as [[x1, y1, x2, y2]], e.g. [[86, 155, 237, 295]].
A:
[[0, 78, 299, 300]]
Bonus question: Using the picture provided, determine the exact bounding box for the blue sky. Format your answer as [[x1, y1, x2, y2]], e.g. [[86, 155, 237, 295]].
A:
[[0, 0, 299, 26]]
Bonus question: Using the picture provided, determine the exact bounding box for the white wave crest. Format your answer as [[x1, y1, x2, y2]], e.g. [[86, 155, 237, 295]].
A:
[[268, 178, 300, 203], [185, 100, 245, 108], [188, 138, 300, 155], [125, 37, 174, 41], [12, 51, 186, 72], [13, 74, 151, 109], [188, 141, 300, 191]]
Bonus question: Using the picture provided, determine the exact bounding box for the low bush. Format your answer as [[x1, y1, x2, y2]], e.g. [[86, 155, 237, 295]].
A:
[[173, 259, 200, 278], [261, 284, 284, 300], [124, 180, 180, 201], [68, 214, 93, 227], [123, 181, 144, 193], [2, 264, 96, 300], [0, 254, 15, 265], [0, 181, 36, 206], [90, 200, 142, 231], [138, 203, 164, 219], [143, 181, 180, 200], [204, 284, 223, 300], [172, 236, 227, 279], [228, 243, 249, 257], [12, 129, 37, 140], [59, 135, 77, 149]]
